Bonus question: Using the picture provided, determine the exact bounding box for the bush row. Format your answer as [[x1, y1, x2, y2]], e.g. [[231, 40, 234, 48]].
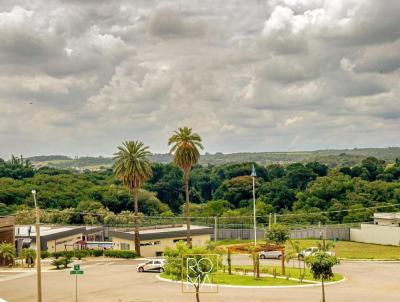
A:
[[43, 249, 137, 259], [104, 250, 137, 259]]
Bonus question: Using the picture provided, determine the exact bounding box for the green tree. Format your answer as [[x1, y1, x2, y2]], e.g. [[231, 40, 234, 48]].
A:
[[266, 224, 289, 245], [137, 190, 170, 216], [305, 252, 339, 302], [259, 179, 296, 211], [213, 176, 255, 208], [0, 243, 15, 266], [286, 240, 300, 269], [168, 127, 203, 245], [163, 242, 220, 302], [113, 141, 152, 256], [21, 248, 36, 267]]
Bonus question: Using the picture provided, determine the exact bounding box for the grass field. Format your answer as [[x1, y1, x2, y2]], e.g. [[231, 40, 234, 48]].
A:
[[217, 239, 400, 260], [230, 265, 343, 282], [291, 239, 400, 259], [160, 272, 302, 286]]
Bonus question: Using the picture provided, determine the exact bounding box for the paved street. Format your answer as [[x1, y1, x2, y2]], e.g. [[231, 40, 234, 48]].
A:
[[1, 256, 399, 302]]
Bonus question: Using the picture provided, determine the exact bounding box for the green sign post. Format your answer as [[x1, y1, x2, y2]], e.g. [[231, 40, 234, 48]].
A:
[[70, 264, 84, 301]]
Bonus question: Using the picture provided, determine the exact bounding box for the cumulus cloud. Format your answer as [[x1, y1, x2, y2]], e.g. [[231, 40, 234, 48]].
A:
[[0, 0, 399, 158]]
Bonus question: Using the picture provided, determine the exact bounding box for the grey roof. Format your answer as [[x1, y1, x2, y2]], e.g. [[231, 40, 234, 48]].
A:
[[109, 225, 211, 241], [15, 225, 85, 242]]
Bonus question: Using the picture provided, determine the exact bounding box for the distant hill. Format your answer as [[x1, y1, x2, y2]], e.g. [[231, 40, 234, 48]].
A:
[[27, 147, 400, 170]]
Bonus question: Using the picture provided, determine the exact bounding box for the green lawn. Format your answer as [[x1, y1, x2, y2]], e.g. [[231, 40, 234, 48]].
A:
[[160, 272, 302, 286], [230, 265, 343, 282], [216, 239, 400, 260], [289, 239, 400, 260], [215, 239, 254, 247]]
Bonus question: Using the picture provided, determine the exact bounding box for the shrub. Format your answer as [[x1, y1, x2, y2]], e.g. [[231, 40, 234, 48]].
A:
[[21, 248, 36, 267], [52, 251, 62, 259], [88, 249, 104, 257], [266, 224, 289, 245], [74, 250, 88, 260], [61, 257, 72, 268], [104, 250, 137, 259], [41, 251, 50, 259], [52, 251, 74, 259], [51, 259, 63, 270]]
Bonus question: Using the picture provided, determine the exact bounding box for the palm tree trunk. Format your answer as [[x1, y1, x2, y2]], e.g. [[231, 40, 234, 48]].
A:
[[133, 187, 141, 256], [184, 168, 191, 247]]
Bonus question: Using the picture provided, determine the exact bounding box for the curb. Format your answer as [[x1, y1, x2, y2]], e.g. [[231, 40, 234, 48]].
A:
[[339, 258, 400, 263], [156, 274, 346, 289]]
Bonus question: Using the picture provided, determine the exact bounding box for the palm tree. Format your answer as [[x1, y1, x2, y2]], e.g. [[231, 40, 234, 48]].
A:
[[168, 127, 203, 246], [21, 248, 36, 267], [113, 141, 152, 256], [0, 243, 15, 266]]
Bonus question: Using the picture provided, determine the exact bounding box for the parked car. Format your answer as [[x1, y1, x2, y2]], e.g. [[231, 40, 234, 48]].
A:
[[297, 247, 335, 259], [259, 250, 282, 259], [137, 259, 165, 273]]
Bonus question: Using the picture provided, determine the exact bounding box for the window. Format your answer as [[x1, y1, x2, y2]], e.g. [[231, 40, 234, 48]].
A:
[[140, 241, 161, 246], [120, 243, 130, 250], [173, 238, 192, 243]]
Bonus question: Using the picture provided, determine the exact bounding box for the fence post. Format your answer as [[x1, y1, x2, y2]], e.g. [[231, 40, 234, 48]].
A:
[[269, 213, 272, 230], [214, 217, 218, 242]]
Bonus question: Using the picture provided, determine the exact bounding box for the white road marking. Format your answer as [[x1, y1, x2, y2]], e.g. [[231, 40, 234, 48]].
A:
[[0, 272, 34, 282]]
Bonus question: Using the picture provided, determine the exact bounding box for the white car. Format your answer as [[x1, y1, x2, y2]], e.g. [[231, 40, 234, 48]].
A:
[[259, 250, 283, 259], [297, 247, 335, 259], [137, 259, 165, 273]]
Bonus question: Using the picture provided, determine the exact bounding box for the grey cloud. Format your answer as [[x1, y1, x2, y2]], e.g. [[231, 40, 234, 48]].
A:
[[0, 0, 399, 158], [148, 6, 205, 38]]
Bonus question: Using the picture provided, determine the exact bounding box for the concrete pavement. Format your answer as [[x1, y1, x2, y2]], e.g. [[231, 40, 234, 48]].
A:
[[0, 257, 399, 302]]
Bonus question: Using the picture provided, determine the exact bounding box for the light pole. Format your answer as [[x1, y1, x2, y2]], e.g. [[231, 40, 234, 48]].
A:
[[251, 165, 257, 246], [32, 190, 42, 302]]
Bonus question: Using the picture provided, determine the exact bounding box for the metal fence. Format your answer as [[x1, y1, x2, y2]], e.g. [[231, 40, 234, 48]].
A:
[[211, 228, 265, 241], [289, 226, 351, 241]]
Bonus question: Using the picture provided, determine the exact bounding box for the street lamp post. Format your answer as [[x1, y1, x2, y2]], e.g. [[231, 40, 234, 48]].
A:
[[32, 190, 42, 302], [251, 165, 257, 246]]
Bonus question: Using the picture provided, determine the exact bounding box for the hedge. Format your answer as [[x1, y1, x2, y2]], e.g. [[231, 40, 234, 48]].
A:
[[48, 249, 136, 259], [104, 250, 137, 259], [41, 251, 50, 259]]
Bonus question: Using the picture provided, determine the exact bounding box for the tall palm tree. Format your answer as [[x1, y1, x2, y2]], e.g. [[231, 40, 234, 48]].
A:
[[113, 141, 152, 256], [168, 127, 203, 246]]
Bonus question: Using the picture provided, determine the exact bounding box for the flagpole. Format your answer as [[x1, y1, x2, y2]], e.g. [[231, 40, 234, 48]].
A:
[[251, 165, 257, 246]]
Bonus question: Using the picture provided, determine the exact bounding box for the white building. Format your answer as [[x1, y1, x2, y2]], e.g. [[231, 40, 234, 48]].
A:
[[350, 213, 400, 246]]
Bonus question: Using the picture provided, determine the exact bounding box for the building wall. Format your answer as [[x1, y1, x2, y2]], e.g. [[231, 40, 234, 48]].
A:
[[0, 216, 15, 266], [373, 218, 400, 226], [350, 224, 400, 246], [112, 234, 211, 257], [46, 233, 83, 253]]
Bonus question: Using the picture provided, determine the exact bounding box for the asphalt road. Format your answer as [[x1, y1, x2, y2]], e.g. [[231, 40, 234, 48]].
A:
[[1, 256, 399, 302]]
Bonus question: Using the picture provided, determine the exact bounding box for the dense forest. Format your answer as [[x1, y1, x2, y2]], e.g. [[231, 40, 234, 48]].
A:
[[1, 154, 400, 226]]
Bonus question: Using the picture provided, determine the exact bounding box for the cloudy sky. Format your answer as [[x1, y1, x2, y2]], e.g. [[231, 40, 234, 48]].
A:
[[0, 0, 399, 158]]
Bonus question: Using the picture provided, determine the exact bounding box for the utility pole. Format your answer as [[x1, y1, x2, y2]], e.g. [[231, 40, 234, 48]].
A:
[[32, 190, 42, 302], [251, 165, 257, 246]]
